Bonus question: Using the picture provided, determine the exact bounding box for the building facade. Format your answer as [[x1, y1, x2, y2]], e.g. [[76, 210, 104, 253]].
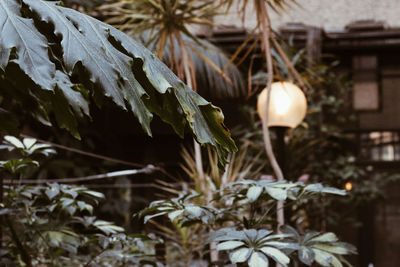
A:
[[211, 2, 400, 266]]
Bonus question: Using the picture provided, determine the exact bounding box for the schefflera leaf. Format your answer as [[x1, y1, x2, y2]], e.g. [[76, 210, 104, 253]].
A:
[[0, 0, 237, 164]]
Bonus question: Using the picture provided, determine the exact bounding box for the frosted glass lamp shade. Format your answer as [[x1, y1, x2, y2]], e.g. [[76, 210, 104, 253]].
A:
[[257, 82, 307, 128]]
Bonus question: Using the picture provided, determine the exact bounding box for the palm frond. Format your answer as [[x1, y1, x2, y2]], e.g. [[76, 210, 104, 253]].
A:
[[180, 144, 262, 194], [150, 34, 246, 99]]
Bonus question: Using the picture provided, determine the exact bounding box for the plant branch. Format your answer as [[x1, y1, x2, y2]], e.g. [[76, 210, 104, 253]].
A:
[[19, 134, 144, 168], [258, 10, 285, 267], [6, 216, 32, 267], [259, 0, 285, 211], [271, 36, 310, 91], [3, 165, 157, 184]]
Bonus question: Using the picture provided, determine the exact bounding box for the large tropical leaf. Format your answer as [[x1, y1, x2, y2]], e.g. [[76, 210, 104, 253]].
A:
[[0, 0, 237, 164], [99, 0, 245, 99]]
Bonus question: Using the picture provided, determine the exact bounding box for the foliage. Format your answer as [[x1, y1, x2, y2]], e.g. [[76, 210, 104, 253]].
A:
[[237, 41, 400, 229], [100, 1, 246, 100], [139, 193, 216, 225], [224, 179, 345, 203], [0, 1, 366, 266], [133, 145, 262, 265], [149, 34, 246, 99], [211, 228, 292, 266], [210, 226, 355, 267], [99, 0, 221, 53], [0, 135, 56, 157], [0, 136, 162, 266], [281, 225, 356, 266], [223, 0, 298, 15], [138, 177, 356, 266], [0, 135, 56, 176], [138, 143, 355, 266], [0, 0, 236, 165], [1, 183, 161, 266], [180, 144, 262, 196]]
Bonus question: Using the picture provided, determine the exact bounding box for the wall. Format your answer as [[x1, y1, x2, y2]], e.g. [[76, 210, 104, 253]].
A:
[[214, 0, 400, 31]]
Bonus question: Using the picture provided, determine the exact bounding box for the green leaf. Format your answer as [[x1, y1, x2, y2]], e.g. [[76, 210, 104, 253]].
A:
[[0, 0, 55, 89], [208, 229, 246, 242], [229, 247, 253, 263], [47, 203, 57, 212], [82, 190, 105, 199], [0, 0, 237, 164], [299, 246, 315, 265], [256, 229, 274, 239], [61, 187, 78, 199], [94, 220, 124, 235], [262, 241, 299, 250], [185, 206, 203, 217], [77, 201, 86, 211], [54, 71, 90, 118], [60, 197, 74, 208], [244, 229, 258, 241], [304, 184, 346, 196], [249, 251, 269, 267], [303, 231, 320, 243], [55, 6, 152, 134], [265, 186, 287, 201], [22, 138, 36, 149], [313, 243, 355, 255], [106, 25, 237, 164], [65, 204, 77, 215], [46, 231, 63, 247], [167, 209, 184, 221], [4, 135, 24, 149], [216, 241, 245, 251], [247, 186, 263, 202], [0, 208, 12, 216], [313, 249, 342, 267], [310, 232, 338, 243], [260, 247, 290, 266], [45, 186, 60, 200], [144, 212, 167, 223]]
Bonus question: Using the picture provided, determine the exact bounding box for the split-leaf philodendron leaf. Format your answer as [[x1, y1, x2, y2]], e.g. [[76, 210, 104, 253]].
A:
[[0, 0, 237, 164]]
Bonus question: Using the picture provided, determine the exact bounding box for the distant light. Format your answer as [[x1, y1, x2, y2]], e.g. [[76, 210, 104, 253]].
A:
[[257, 82, 307, 128], [345, 182, 353, 191]]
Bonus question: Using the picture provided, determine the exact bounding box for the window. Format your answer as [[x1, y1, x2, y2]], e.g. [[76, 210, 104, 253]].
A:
[[360, 131, 400, 161]]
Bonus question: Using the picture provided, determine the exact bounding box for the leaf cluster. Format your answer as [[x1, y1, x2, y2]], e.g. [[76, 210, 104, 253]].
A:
[[0, 0, 236, 165], [137, 177, 355, 266], [0, 135, 162, 266], [208, 226, 355, 267]]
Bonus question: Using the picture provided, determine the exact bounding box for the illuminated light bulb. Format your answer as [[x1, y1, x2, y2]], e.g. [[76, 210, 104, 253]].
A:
[[274, 88, 291, 115], [257, 82, 307, 128], [345, 181, 353, 191]]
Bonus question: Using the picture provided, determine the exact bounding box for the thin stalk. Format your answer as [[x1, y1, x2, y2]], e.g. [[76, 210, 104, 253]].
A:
[[257, 4, 285, 267], [19, 134, 144, 168], [84, 247, 108, 267], [259, 1, 285, 228]]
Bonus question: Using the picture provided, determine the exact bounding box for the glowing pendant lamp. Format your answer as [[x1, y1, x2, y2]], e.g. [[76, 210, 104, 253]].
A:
[[257, 81, 307, 128]]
